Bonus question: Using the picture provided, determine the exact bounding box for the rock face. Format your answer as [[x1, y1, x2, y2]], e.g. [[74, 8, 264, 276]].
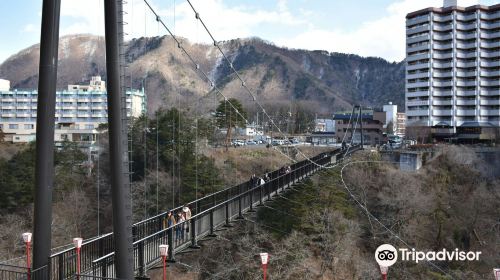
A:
[[0, 34, 405, 113]]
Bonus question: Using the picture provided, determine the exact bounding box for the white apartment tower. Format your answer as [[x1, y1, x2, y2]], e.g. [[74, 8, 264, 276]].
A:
[[406, 1, 500, 140]]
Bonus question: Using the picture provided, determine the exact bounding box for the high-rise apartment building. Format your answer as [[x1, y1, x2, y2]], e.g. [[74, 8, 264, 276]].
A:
[[0, 76, 146, 143], [406, 1, 500, 141]]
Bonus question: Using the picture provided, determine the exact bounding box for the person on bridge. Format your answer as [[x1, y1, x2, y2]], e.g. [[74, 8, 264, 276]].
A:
[[176, 212, 185, 241], [250, 174, 258, 188], [259, 177, 265, 186], [163, 211, 176, 229], [182, 205, 192, 234], [263, 173, 270, 182]]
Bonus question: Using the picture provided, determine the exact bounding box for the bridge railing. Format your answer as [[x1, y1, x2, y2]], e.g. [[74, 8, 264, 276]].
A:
[[85, 146, 359, 278], [48, 145, 360, 279]]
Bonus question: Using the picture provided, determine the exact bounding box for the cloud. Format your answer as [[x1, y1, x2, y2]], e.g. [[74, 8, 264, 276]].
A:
[[275, 0, 481, 62], [23, 24, 36, 33]]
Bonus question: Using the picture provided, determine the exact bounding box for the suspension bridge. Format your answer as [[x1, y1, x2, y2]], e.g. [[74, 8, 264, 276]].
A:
[[0, 0, 366, 279]]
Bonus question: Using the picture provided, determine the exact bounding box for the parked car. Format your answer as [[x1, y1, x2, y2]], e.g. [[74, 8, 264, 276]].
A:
[[232, 140, 246, 146], [246, 140, 257, 145]]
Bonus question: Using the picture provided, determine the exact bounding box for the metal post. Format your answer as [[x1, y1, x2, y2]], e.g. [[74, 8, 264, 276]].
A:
[[350, 107, 356, 145], [189, 218, 200, 249], [103, 0, 134, 278], [138, 242, 146, 277], [32, 0, 60, 271], [208, 210, 217, 237], [237, 195, 244, 219], [167, 229, 175, 263], [359, 106, 364, 149]]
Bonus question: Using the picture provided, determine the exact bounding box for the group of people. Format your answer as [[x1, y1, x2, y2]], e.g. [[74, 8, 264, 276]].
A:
[[163, 205, 192, 241], [250, 173, 270, 188]]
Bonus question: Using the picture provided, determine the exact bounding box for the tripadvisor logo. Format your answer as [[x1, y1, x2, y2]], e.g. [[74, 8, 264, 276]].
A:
[[375, 244, 482, 265]]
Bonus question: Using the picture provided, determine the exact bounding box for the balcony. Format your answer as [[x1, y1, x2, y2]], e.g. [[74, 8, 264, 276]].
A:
[[480, 51, 500, 58], [432, 109, 453, 116], [406, 109, 430, 116], [407, 81, 430, 88], [456, 23, 477, 30], [433, 91, 453, 97], [433, 24, 452, 31], [480, 109, 500, 116], [481, 80, 500, 87], [480, 11, 500, 20], [62, 114, 76, 118], [2, 98, 15, 102], [480, 90, 500, 96], [480, 31, 500, 39], [407, 34, 430, 44], [407, 44, 430, 53], [480, 21, 500, 29], [433, 43, 453, 50], [480, 70, 500, 77], [456, 109, 477, 116], [433, 14, 452, 22], [433, 62, 453, 68], [456, 42, 476, 49], [456, 61, 477, 68], [407, 100, 430, 106], [1, 105, 15, 109], [407, 53, 430, 62], [16, 98, 31, 102], [481, 61, 500, 67], [456, 99, 477, 106], [456, 33, 477, 40], [407, 62, 430, 71], [433, 71, 452, 78], [456, 70, 477, 77], [407, 15, 430, 26], [433, 52, 453, 59], [433, 99, 453, 106], [77, 114, 91, 118], [480, 41, 500, 48], [456, 52, 476, 59], [433, 33, 452, 40], [1, 113, 15, 118], [407, 24, 430, 35], [16, 113, 30, 118], [480, 99, 500, 106], [456, 80, 477, 87], [407, 72, 430, 79], [456, 91, 477, 96], [456, 13, 477, 21], [407, 91, 430, 97], [433, 81, 453, 87]]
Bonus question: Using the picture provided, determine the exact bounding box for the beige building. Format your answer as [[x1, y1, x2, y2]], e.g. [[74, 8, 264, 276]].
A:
[[0, 76, 146, 143], [396, 112, 406, 137]]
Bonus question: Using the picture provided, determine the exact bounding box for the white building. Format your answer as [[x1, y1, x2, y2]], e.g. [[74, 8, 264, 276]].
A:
[[314, 118, 335, 132], [0, 79, 10, 91], [238, 124, 264, 137], [0, 76, 146, 143], [383, 102, 398, 134], [405, 0, 500, 140]]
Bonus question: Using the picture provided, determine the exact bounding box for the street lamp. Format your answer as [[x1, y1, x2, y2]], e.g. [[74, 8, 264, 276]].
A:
[[380, 265, 388, 280], [159, 244, 169, 280], [73, 238, 83, 279], [22, 233, 32, 280], [260, 252, 269, 280]]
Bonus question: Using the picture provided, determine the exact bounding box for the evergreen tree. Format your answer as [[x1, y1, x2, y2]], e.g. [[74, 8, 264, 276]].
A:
[[214, 98, 247, 149]]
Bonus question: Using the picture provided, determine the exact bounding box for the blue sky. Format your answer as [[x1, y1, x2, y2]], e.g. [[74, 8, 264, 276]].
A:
[[0, 0, 498, 64]]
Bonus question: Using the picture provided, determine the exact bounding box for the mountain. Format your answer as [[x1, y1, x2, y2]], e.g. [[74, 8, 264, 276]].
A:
[[0, 34, 405, 114]]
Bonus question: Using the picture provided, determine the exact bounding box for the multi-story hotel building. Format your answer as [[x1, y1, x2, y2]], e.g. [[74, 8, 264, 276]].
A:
[[406, 0, 500, 141], [0, 76, 146, 143], [334, 109, 386, 146]]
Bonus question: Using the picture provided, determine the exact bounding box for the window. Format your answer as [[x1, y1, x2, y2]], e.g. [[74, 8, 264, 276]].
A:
[[24, 124, 34, 129], [85, 124, 94, 129], [9, 124, 18, 129]]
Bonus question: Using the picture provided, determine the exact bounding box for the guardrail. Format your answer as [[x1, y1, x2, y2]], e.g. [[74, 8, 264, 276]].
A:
[[85, 145, 360, 278], [7, 145, 360, 279]]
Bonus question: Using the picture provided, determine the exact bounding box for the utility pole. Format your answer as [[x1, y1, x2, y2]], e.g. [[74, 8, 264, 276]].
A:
[[103, 0, 134, 278], [32, 0, 60, 272], [349, 107, 356, 145]]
